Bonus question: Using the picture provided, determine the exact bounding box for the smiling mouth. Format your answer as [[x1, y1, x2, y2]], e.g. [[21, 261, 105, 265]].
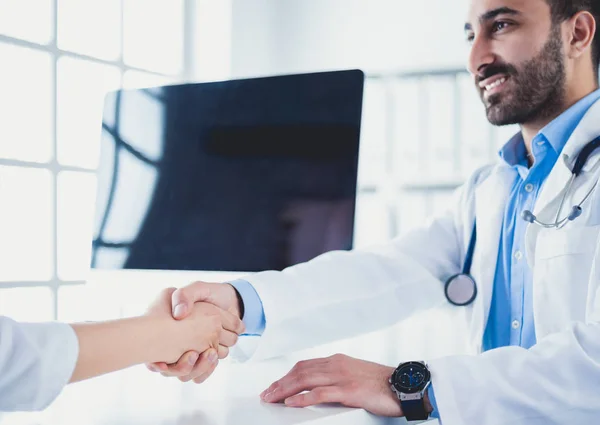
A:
[[484, 77, 507, 91], [479, 75, 510, 99]]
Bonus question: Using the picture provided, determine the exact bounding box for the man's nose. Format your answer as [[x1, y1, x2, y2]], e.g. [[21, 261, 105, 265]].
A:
[[467, 34, 495, 76]]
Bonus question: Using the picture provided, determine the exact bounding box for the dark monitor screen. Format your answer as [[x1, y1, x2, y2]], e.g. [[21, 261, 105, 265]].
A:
[[91, 69, 364, 272]]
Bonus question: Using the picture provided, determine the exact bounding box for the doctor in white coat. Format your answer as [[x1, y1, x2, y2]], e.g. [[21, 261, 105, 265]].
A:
[[150, 0, 600, 424]]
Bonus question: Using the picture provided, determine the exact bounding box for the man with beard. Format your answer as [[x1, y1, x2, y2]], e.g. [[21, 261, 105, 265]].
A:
[[150, 0, 600, 424]]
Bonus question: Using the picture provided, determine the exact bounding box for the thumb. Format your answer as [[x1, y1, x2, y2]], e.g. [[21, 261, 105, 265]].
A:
[[171, 282, 212, 320]]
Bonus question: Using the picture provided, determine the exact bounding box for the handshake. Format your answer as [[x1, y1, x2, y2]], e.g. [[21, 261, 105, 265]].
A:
[[144, 281, 245, 383], [136, 280, 409, 418]]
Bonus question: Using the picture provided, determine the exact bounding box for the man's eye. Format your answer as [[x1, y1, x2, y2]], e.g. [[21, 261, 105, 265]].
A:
[[466, 33, 475, 43], [492, 21, 510, 32]]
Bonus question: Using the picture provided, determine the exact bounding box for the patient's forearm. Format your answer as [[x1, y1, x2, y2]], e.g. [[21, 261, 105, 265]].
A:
[[69, 316, 174, 383]]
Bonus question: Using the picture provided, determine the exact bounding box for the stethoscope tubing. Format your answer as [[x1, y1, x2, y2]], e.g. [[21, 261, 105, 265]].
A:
[[445, 136, 600, 306]]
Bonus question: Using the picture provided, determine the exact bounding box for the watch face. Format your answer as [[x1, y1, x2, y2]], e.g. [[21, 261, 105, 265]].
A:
[[391, 362, 431, 394]]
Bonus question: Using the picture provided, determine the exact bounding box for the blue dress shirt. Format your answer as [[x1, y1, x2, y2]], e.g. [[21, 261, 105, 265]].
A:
[[484, 87, 600, 352], [230, 278, 266, 336], [230, 88, 600, 421]]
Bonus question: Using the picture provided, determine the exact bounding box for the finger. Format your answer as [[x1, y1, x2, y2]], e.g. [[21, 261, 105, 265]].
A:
[[171, 282, 213, 320], [217, 345, 229, 359], [219, 329, 239, 347], [146, 362, 168, 373], [260, 359, 329, 396], [192, 355, 219, 384], [261, 363, 333, 403], [152, 362, 169, 372], [193, 361, 218, 384], [160, 351, 199, 377], [178, 349, 218, 382], [219, 309, 245, 335], [284, 386, 344, 408]]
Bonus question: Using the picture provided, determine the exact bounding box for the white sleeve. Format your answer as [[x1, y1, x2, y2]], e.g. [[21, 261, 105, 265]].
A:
[[0, 316, 79, 412], [429, 321, 600, 425], [232, 167, 487, 362]]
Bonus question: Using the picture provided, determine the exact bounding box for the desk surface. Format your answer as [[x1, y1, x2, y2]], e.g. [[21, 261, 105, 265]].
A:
[[0, 275, 461, 425], [0, 356, 438, 425]]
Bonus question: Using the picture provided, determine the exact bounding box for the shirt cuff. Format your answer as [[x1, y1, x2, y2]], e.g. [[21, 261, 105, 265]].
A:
[[427, 383, 441, 420], [229, 279, 266, 336]]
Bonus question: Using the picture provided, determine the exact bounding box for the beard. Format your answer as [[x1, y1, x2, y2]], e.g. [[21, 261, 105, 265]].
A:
[[479, 25, 566, 126]]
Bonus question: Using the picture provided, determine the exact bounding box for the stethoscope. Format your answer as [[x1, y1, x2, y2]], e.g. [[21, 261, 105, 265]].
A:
[[444, 136, 600, 307]]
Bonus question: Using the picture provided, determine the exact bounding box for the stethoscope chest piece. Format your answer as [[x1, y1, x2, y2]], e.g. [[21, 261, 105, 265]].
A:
[[444, 273, 477, 306], [444, 222, 478, 307]]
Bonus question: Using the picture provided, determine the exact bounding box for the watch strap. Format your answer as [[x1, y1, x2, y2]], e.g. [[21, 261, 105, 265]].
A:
[[401, 398, 429, 421]]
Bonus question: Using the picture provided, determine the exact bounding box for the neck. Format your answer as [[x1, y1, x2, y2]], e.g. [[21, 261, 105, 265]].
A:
[[520, 82, 599, 157]]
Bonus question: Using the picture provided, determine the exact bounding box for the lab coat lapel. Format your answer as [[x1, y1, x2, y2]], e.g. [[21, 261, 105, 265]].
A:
[[532, 99, 600, 221], [472, 166, 515, 347], [526, 99, 600, 260]]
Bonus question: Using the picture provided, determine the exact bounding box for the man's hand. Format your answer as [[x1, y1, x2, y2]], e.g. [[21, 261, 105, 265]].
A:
[[144, 288, 242, 365], [260, 354, 404, 418], [70, 287, 230, 383], [171, 281, 243, 321], [146, 281, 244, 383]]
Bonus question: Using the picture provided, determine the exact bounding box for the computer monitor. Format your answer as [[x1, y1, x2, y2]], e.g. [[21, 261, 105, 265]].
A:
[[91, 69, 364, 273]]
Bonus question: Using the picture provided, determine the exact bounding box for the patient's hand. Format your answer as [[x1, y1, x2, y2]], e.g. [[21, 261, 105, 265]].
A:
[[145, 285, 245, 382], [148, 282, 244, 384]]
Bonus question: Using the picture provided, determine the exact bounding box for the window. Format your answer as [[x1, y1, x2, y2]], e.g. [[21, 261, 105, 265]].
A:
[[0, 1, 514, 324], [351, 71, 518, 363], [357, 72, 519, 241], [0, 0, 192, 321]]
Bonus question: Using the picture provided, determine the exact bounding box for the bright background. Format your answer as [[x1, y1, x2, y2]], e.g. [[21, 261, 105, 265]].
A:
[[0, 2, 522, 419]]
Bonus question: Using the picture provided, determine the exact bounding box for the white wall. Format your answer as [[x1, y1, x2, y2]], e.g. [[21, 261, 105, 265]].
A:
[[230, 0, 472, 77], [230, 0, 279, 77], [194, 0, 233, 81]]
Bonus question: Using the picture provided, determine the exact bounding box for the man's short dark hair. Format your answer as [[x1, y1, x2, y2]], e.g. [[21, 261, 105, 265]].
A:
[[546, 0, 600, 75]]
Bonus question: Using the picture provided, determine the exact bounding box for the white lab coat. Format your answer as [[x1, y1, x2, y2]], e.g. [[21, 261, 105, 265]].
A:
[[237, 97, 600, 425], [0, 317, 79, 411]]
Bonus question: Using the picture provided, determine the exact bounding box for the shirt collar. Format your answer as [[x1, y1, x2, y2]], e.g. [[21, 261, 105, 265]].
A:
[[498, 88, 600, 166], [539, 88, 600, 154], [498, 132, 527, 167]]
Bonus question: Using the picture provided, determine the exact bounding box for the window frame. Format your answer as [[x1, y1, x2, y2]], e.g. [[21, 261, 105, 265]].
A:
[[0, 0, 196, 319]]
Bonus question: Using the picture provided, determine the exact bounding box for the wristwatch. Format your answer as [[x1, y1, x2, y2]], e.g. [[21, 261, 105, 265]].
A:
[[389, 361, 431, 421]]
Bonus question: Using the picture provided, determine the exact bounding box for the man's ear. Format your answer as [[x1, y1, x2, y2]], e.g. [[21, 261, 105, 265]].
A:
[[566, 11, 596, 59]]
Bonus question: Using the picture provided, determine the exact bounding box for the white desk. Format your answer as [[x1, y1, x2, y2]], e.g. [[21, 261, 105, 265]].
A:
[[0, 355, 438, 425], [0, 273, 459, 425]]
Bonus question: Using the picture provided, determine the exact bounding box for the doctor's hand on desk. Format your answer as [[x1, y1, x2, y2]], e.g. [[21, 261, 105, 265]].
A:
[[262, 354, 432, 418], [146, 281, 243, 383]]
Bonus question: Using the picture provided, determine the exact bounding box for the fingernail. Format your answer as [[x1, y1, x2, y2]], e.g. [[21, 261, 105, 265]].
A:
[[188, 353, 199, 365], [173, 303, 186, 318], [209, 352, 218, 363], [284, 398, 297, 407]]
